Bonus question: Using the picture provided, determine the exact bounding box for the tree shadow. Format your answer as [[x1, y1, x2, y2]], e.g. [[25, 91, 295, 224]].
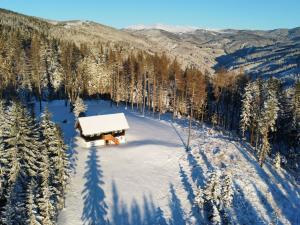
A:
[[116, 139, 183, 149], [130, 199, 142, 225], [143, 194, 156, 225], [68, 137, 79, 174], [264, 163, 300, 203], [198, 150, 214, 171], [171, 123, 187, 148], [168, 184, 186, 225], [179, 165, 195, 206], [111, 180, 168, 225], [179, 164, 204, 225], [233, 142, 300, 224], [187, 152, 205, 187], [232, 182, 265, 225], [252, 183, 285, 225], [155, 207, 168, 225], [81, 146, 108, 225]]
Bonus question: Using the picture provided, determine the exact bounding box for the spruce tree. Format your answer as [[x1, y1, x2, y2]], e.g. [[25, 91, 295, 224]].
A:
[[0, 101, 6, 198], [274, 152, 281, 170], [293, 82, 300, 145], [37, 147, 54, 225], [221, 173, 233, 208], [196, 170, 234, 224], [73, 96, 87, 119], [258, 82, 280, 166], [203, 171, 222, 207], [26, 180, 41, 225], [194, 189, 204, 208], [52, 126, 69, 210], [0, 102, 41, 224], [201, 171, 222, 223], [0, 102, 21, 206], [0, 100, 5, 136], [240, 82, 253, 137], [240, 80, 262, 145], [40, 108, 69, 214], [210, 204, 221, 225]]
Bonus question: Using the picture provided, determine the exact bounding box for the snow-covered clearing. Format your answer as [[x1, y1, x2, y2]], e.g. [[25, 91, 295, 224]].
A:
[[37, 100, 300, 225]]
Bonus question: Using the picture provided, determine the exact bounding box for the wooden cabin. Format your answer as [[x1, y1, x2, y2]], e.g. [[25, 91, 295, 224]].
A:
[[76, 113, 129, 147]]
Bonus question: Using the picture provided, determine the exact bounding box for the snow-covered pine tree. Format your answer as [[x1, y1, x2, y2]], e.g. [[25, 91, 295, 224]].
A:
[[201, 170, 223, 224], [0, 102, 21, 205], [219, 173, 234, 224], [40, 108, 69, 213], [52, 126, 69, 210], [0, 100, 5, 136], [258, 81, 280, 166], [73, 96, 87, 119], [0, 102, 41, 224], [37, 144, 54, 225], [221, 173, 233, 208], [210, 204, 222, 225], [203, 171, 222, 207], [197, 170, 235, 224], [2, 179, 20, 225], [293, 82, 300, 144], [240, 80, 262, 146], [0, 100, 6, 196], [0, 140, 7, 220], [211, 113, 218, 128], [259, 134, 271, 167], [194, 189, 204, 208], [240, 82, 254, 137], [274, 152, 281, 170], [26, 180, 41, 225], [17, 105, 40, 177]]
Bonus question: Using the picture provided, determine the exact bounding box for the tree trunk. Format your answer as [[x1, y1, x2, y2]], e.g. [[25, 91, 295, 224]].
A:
[[255, 133, 260, 152], [158, 87, 162, 120], [142, 74, 146, 117], [250, 126, 255, 146], [187, 108, 193, 151], [187, 89, 194, 151], [147, 77, 151, 114], [116, 65, 119, 108], [110, 74, 113, 107], [131, 76, 134, 110], [173, 81, 176, 120], [153, 76, 156, 117]]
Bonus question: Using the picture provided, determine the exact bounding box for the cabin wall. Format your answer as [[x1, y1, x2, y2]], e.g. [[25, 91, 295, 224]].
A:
[[84, 139, 106, 148], [79, 134, 127, 148]]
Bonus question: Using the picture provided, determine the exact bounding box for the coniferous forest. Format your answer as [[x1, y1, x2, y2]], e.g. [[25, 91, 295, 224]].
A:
[[0, 8, 299, 225]]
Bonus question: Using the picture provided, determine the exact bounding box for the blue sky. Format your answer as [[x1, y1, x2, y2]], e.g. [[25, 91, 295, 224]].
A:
[[0, 0, 299, 30]]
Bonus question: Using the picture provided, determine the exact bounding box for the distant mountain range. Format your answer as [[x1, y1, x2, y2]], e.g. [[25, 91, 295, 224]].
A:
[[0, 8, 299, 84], [125, 24, 300, 84], [126, 24, 216, 33]]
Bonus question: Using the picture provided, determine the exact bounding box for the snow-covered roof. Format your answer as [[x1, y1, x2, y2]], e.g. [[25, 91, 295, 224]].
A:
[[77, 113, 129, 136]]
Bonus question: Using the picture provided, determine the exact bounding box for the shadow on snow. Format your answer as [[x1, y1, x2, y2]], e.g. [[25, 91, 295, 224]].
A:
[[81, 146, 108, 225], [111, 180, 168, 225]]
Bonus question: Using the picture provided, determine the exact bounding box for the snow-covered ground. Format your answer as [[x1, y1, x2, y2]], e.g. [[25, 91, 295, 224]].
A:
[[37, 100, 300, 225]]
